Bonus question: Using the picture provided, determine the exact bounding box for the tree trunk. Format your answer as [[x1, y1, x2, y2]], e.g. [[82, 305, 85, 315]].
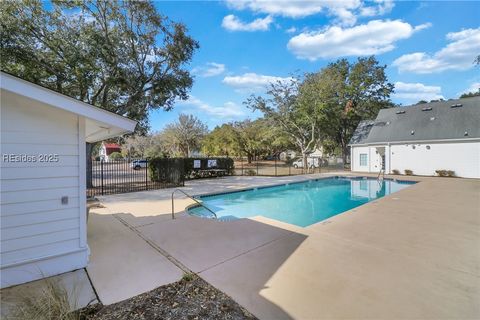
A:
[[342, 144, 349, 166], [302, 151, 308, 171]]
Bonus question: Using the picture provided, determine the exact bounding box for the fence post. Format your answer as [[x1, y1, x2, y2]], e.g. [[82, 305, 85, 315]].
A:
[[289, 163, 291, 176], [256, 159, 259, 176], [275, 157, 277, 176], [145, 158, 148, 190], [241, 157, 244, 175], [101, 160, 104, 195]]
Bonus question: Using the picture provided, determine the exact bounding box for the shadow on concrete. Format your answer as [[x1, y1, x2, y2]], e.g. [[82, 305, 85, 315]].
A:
[[107, 210, 308, 319]]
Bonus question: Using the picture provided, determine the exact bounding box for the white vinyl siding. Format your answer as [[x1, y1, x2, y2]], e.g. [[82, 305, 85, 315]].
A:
[[389, 141, 480, 178], [0, 92, 87, 287], [351, 141, 480, 178]]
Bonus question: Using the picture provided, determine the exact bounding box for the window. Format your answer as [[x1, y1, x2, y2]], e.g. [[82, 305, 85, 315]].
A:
[[359, 180, 368, 191], [359, 153, 368, 166]]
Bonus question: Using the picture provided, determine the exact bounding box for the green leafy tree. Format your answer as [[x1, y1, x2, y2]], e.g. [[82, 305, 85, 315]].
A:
[[230, 119, 267, 163], [202, 119, 292, 161], [1, 0, 199, 129], [162, 114, 208, 157], [108, 152, 123, 160], [246, 77, 324, 168], [308, 56, 394, 163], [460, 88, 480, 98], [202, 124, 238, 157]]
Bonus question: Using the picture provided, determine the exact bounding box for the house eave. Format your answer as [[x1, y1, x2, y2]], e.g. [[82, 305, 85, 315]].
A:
[[1, 72, 137, 142], [349, 137, 480, 147]]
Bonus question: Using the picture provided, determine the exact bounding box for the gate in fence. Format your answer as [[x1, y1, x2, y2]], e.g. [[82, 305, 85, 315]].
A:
[[87, 158, 184, 197]]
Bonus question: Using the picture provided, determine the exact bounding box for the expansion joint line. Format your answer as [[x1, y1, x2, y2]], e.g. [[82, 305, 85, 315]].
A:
[[112, 214, 193, 275]]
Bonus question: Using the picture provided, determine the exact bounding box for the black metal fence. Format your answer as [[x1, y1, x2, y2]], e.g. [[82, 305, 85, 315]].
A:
[[87, 158, 185, 197], [86, 156, 348, 196], [232, 156, 347, 176]]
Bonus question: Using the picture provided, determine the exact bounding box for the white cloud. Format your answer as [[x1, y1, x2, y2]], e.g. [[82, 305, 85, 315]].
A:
[[393, 27, 480, 73], [393, 82, 444, 104], [458, 82, 480, 97], [286, 27, 297, 34], [191, 62, 226, 77], [177, 96, 246, 119], [287, 20, 429, 61], [360, 0, 394, 17], [225, 0, 326, 18], [225, 0, 394, 26], [222, 72, 293, 93], [222, 14, 273, 31]]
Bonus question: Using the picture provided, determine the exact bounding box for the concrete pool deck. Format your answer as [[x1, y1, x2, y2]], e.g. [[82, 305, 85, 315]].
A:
[[87, 174, 480, 319]]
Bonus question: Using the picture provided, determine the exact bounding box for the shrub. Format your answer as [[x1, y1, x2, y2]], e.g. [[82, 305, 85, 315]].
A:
[[392, 169, 400, 175], [435, 170, 448, 177], [244, 169, 256, 176], [182, 273, 195, 282], [148, 157, 235, 182], [404, 169, 413, 175], [436, 170, 455, 177], [108, 152, 123, 160], [148, 158, 184, 184]]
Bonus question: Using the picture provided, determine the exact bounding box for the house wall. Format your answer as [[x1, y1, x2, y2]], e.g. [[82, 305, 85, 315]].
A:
[[351, 146, 383, 173], [389, 141, 480, 178], [352, 140, 480, 178], [0, 91, 88, 288]]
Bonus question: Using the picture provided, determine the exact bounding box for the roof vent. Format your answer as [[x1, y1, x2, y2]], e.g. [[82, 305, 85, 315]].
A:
[[430, 117, 435, 121], [464, 131, 468, 136], [411, 130, 415, 135], [451, 104, 463, 108], [396, 110, 406, 114], [422, 107, 432, 111]]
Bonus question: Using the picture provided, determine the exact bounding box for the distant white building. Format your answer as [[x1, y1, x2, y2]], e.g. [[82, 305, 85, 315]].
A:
[[349, 97, 480, 178], [0, 72, 136, 288]]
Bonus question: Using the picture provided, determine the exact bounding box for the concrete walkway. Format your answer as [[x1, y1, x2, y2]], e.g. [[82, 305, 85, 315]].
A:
[[88, 174, 480, 319]]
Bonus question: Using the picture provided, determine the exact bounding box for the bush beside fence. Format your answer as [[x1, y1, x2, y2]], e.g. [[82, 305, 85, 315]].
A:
[[148, 157, 234, 182]]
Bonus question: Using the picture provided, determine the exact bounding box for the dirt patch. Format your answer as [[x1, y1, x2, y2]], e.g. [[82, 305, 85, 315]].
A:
[[80, 275, 257, 320]]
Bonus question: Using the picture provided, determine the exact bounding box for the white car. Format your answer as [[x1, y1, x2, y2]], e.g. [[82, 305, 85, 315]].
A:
[[130, 159, 147, 170], [292, 157, 319, 168]]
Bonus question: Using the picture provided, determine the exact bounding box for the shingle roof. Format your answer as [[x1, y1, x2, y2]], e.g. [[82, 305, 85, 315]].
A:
[[103, 143, 121, 149], [349, 96, 480, 145], [349, 120, 375, 144]]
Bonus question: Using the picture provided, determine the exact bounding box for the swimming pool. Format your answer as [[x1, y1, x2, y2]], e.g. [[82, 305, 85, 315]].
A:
[[188, 177, 416, 227]]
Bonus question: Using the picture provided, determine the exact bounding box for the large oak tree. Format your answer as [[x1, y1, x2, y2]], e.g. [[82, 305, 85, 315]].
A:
[[1, 0, 199, 131]]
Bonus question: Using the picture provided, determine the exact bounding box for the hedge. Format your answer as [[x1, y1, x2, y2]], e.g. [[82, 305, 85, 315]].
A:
[[148, 158, 185, 184], [148, 157, 234, 182]]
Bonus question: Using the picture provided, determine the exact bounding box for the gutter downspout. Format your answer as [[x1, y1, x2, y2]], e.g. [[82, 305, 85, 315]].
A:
[[388, 142, 391, 174]]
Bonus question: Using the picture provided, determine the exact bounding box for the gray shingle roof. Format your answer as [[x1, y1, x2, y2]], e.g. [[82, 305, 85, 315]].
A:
[[349, 96, 480, 145]]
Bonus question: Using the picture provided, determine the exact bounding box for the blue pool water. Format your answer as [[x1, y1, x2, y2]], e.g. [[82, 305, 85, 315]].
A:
[[188, 177, 416, 227]]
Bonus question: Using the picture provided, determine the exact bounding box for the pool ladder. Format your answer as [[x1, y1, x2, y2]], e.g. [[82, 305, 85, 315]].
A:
[[377, 168, 385, 180], [171, 189, 217, 220]]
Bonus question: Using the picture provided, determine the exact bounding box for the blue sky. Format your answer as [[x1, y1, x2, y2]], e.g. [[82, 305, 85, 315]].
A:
[[147, 1, 480, 132]]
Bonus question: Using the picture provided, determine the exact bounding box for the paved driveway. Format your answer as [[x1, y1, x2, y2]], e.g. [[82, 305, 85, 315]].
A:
[[88, 174, 480, 319]]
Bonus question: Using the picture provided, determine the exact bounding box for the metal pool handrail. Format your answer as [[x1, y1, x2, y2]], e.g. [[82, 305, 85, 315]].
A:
[[171, 189, 217, 220]]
